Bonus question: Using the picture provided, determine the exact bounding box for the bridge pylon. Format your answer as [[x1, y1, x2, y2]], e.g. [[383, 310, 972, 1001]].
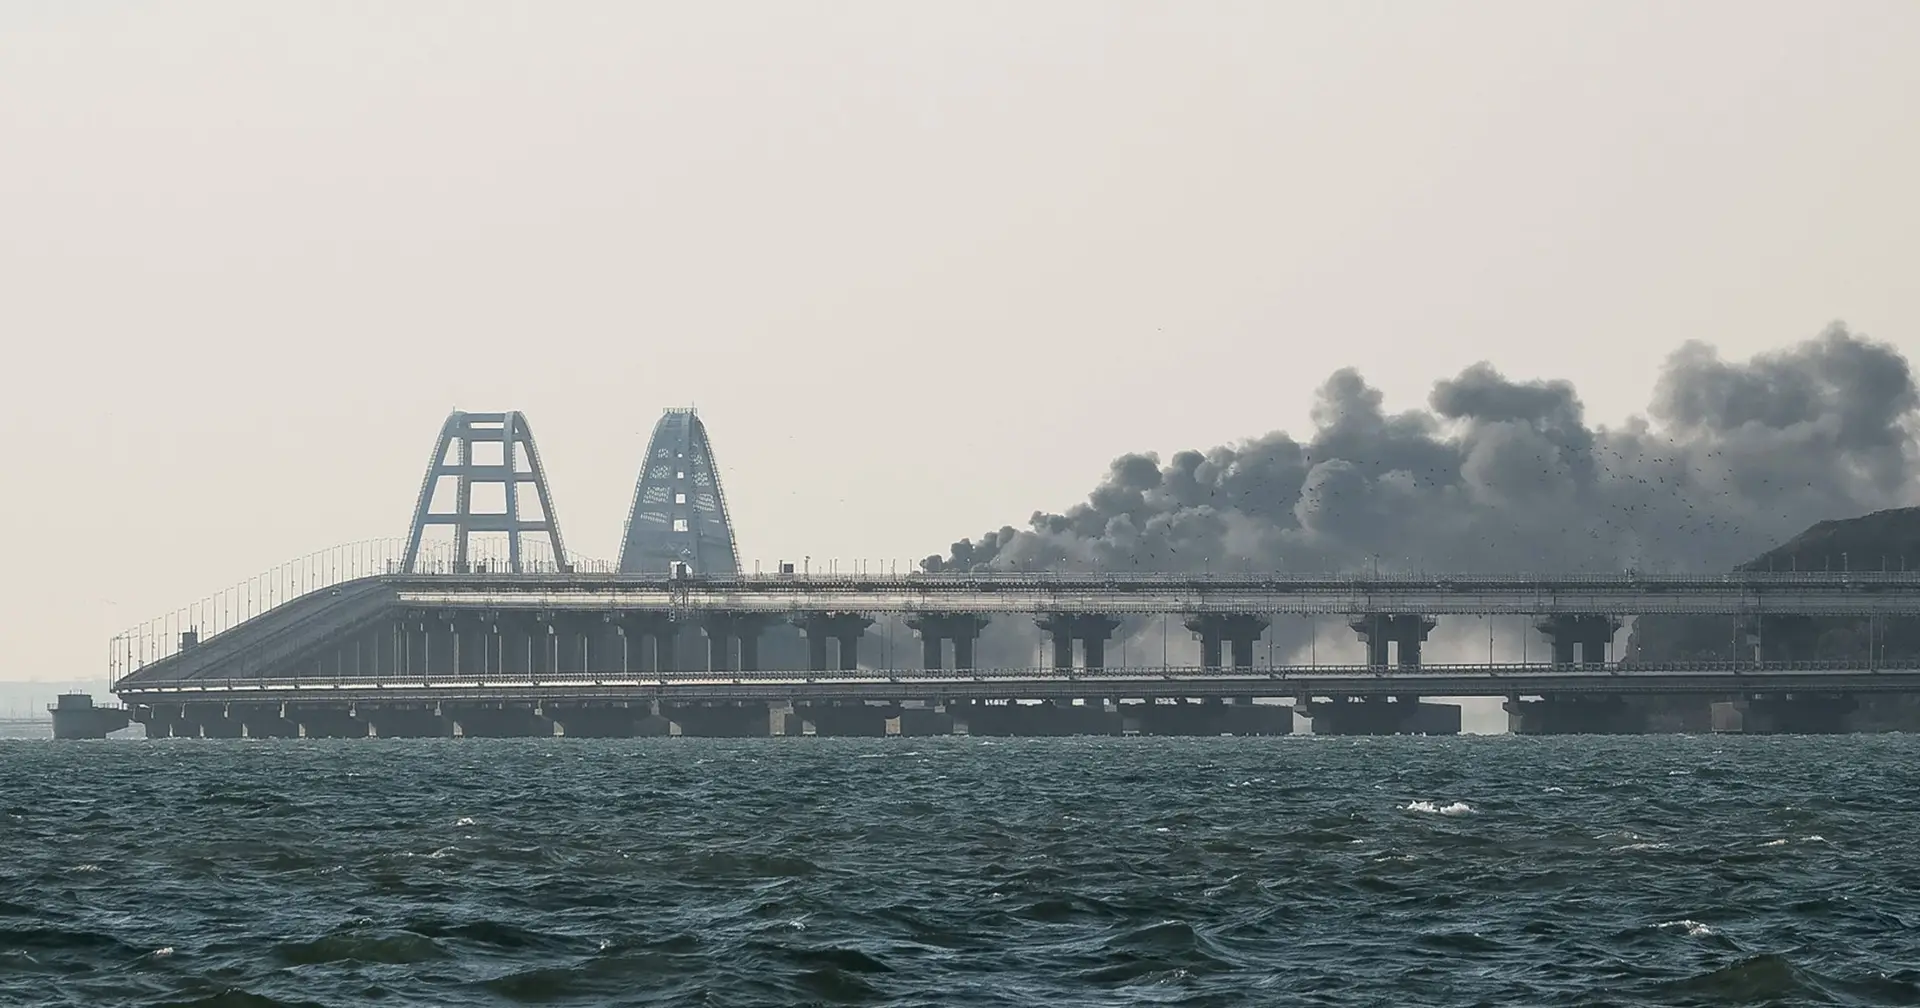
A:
[[617, 408, 740, 574], [402, 410, 571, 574]]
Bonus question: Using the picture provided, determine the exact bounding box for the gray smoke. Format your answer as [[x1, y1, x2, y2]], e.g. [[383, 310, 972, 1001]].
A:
[[928, 323, 1916, 578], [923, 324, 1919, 664]]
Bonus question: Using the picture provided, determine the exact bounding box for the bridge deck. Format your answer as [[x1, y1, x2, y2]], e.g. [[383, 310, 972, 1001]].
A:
[[114, 662, 1920, 704]]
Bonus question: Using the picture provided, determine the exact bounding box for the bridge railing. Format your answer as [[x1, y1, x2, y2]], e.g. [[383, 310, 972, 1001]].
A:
[[112, 659, 1920, 695]]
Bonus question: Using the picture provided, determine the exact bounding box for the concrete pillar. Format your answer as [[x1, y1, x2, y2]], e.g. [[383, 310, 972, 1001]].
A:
[[1534, 615, 1620, 666], [1349, 614, 1436, 668], [1184, 614, 1267, 670], [922, 635, 944, 669], [907, 613, 988, 670], [794, 614, 874, 671], [1051, 628, 1073, 669], [1084, 635, 1107, 669]]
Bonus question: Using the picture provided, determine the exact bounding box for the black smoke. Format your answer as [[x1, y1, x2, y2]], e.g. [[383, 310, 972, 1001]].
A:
[[927, 323, 1917, 578], [923, 324, 1919, 664]]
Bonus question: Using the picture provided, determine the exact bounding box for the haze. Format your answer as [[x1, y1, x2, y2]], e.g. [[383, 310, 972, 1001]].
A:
[[3, 2, 1917, 696]]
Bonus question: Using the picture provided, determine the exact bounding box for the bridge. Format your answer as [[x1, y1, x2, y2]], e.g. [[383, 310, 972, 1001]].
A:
[[79, 408, 1920, 740]]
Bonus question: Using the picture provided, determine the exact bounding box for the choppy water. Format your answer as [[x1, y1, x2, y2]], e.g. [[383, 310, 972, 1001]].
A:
[[4, 737, 1919, 1007]]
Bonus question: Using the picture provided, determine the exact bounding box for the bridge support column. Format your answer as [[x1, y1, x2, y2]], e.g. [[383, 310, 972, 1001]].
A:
[[794, 614, 875, 671], [1035, 614, 1124, 669], [905, 613, 991, 670], [1533, 615, 1621, 666], [1184, 615, 1270, 670], [1506, 695, 1649, 735], [1712, 694, 1859, 734], [1298, 696, 1460, 735], [1348, 615, 1437, 668], [700, 614, 773, 672]]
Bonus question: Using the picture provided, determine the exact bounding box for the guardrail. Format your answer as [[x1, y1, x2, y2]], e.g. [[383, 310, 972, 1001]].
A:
[[114, 660, 1920, 694]]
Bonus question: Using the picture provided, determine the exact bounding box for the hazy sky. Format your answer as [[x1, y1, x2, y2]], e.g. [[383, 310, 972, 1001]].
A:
[[3, 2, 1917, 685]]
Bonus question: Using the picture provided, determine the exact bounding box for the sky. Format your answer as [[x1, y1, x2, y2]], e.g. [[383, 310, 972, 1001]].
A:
[[3, 1, 1918, 691]]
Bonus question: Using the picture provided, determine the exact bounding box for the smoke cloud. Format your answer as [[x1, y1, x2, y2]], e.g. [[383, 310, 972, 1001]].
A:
[[923, 324, 1919, 666]]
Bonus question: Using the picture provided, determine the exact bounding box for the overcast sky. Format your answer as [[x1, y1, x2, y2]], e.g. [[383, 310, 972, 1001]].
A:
[[3, 2, 1916, 686]]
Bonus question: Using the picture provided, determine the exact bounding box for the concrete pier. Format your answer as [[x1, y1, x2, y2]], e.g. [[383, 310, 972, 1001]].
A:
[[48, 695, 131, 739], [794, 614, 875, 671], [1534, 614, 1621, 665], [1035, 614, 1124, 669], [1300, 696, 1461, 735], [905, 613, 991, 670], [1184, 614, 1271, 669], [1349, 614, 1437, 668]]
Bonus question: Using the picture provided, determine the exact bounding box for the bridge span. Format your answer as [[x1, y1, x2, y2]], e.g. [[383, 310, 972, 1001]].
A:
[[84, 407, 1920, 739]]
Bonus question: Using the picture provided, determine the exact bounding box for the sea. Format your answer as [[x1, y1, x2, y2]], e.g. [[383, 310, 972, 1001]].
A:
[[2, 735, 1917, 1007]]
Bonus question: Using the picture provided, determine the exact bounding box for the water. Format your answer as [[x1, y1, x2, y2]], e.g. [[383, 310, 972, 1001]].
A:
[[4, 737, 1918, 1007]]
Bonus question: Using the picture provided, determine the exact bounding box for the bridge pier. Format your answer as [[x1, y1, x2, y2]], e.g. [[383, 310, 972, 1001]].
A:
[[699, 614, 773, 672], [1534, 615, 1620, 665], [905, 614, 991, 670], [1506, 695, 1650, 735], [1712, 694, 1859, 734], [1184, 615, 1270, 669], [1036, 614, 1124, 669], [1349, 614, 1437, 668], [47, 695, 130, 739], [795, 614, 875, 671], [1299, 696, 1460, 735]]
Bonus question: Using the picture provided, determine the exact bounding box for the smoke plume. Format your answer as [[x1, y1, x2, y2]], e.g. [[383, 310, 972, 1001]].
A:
[[923, 324, 1919, 665]]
